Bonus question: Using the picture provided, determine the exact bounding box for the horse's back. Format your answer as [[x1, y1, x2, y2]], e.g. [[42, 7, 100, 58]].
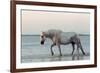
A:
[[61, 32, 77, 38], [60, 32, 77, 44], [47, 29, 62, 34]]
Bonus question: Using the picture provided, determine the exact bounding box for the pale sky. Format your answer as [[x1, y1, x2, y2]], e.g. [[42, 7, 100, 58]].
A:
[[21, 10, 90, 35]]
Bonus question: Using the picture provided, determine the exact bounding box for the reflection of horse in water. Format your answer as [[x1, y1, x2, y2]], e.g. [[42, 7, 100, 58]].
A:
[[40, 29, 85, 56]]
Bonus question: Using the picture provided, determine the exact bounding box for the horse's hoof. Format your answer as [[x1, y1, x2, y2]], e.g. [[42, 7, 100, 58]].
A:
[[51, 53, 54, 56], [60, 54, 62, 56], [71, 53, 73, 55], [83, 52, 85, 55], [51, 54, 53, 56], [83, 53, 85, 55]]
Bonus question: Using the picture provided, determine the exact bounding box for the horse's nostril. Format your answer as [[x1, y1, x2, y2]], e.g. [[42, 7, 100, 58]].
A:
[[41, 41, 44, 45]]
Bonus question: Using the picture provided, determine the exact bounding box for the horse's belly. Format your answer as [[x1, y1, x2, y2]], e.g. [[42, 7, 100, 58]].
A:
[[60, 37, 71, 44]]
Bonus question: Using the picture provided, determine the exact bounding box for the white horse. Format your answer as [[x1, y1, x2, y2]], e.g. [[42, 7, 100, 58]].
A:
[[40, 29, 85, 56]]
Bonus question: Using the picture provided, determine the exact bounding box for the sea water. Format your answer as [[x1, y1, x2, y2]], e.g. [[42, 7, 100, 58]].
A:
[[21, 35, 90, 63]]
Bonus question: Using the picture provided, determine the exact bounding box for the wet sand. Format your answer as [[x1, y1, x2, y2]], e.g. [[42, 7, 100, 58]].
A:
[[21, 53, 90, 63]]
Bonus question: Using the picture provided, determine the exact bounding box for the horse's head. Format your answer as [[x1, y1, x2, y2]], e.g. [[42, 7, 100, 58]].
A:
[[40, 32, 46, 45]]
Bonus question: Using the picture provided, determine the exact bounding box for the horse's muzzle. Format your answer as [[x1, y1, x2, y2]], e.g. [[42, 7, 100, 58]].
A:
[[41, 41, 44, 45]]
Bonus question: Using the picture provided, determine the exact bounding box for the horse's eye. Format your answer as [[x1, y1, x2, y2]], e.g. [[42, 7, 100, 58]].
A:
[[41, 36, 44, 38]]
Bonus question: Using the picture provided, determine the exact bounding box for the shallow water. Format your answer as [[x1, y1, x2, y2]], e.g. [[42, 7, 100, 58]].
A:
[[21, 35, 90, 63]]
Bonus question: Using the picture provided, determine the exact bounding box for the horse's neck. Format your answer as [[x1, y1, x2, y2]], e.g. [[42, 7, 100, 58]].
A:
[[49, 33, 61, 41], [45, 32, 54, 39], [46, 33, 53, 39]]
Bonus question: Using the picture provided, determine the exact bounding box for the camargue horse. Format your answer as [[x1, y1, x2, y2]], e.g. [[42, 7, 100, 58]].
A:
[[40, 29, 85, 56]]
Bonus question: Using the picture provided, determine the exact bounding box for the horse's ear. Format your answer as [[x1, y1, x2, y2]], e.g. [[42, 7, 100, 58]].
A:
[[41, 32, 45, 35]]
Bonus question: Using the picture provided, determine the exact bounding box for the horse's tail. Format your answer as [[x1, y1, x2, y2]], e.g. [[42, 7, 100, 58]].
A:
[[78, 38, 85, 55]]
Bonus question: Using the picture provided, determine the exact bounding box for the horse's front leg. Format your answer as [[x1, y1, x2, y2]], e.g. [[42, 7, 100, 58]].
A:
[[50, 43, 56, 56]]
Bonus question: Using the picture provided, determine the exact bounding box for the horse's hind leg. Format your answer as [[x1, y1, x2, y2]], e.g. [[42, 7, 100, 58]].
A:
[[57, 44, 62, 56], [71, 42, 75, 55], [50, 43, 55, 56], [77, 40, 85, 55], [79, 42, 85, 55]]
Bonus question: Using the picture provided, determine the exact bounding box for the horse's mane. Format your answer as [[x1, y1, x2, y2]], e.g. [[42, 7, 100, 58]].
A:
[[47, 29, 62, 34]]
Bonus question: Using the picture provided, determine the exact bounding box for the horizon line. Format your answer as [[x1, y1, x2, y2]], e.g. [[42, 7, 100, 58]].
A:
[[21, 33, 90, 36]]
